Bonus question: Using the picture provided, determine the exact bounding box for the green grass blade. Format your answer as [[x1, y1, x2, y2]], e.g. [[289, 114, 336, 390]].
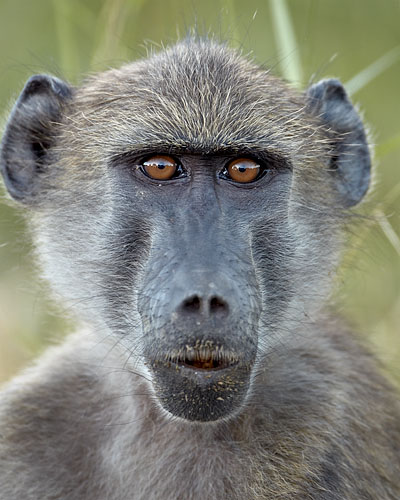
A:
[[375, 209, 400, 257], [92, 0, 148, 68], [220, 0, 240, 46], [52, 0, 79, 80], [92, 0, 131, 66], [269, 0, 303, 86], [383, 181, 400, 206], [345, 46, 400, 96]]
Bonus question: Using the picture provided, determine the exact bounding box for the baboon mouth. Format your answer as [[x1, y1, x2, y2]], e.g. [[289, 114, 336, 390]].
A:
[[147, 343, 254, 421], [180, 357, 230, 371], [163, 345, 240, 372]]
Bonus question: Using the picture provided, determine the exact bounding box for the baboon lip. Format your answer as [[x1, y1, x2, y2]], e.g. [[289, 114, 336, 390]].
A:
[[159, 344, 241, 372], [180, 358, 231, 371]]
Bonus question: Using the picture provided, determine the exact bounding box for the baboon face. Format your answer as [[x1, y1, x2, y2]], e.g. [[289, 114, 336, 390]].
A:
[[0, 40, 370, 422]]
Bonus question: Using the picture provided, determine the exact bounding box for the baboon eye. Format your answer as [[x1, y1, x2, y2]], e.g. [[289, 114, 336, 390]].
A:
[[141, 155, 179, 180], [223, 158, 261, 183]]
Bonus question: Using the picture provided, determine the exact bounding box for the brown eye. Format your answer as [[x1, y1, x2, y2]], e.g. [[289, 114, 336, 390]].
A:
[[226, 158, 260, 183], [142, 155, 177, 180]]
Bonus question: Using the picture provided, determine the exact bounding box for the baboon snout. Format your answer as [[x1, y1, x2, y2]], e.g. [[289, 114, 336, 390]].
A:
[[139, 267, 260, 421]]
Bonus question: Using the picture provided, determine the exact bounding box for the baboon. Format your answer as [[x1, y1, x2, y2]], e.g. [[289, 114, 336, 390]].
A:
[[0, 37, 399, 500]]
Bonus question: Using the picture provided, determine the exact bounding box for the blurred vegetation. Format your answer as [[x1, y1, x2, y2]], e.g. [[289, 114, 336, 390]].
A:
[[0, 0, 399, 385]]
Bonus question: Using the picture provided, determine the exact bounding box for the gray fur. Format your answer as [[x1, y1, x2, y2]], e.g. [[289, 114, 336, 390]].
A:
[[0, 38, 399, 499]]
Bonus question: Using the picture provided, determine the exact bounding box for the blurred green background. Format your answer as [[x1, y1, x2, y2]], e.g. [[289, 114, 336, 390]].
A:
[[0, 0, 399, 385]]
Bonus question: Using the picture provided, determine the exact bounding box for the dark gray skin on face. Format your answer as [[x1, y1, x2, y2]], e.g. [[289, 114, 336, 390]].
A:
[[135, 154, 290, 420], [0, 39, 399, 499]]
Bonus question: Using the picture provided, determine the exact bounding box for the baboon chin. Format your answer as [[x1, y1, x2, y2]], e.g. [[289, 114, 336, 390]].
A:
[[0, 38, 399, 499]]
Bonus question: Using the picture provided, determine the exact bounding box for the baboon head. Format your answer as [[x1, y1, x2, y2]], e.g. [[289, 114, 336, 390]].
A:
[[0, 39, 370, 422]]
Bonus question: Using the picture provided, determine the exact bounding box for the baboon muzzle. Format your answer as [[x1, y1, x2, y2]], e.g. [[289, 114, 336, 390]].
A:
[[138, 240, 260, 421]]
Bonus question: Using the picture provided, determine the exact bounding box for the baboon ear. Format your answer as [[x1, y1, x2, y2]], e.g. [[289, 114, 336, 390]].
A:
[[0, 75, 72, 203], [306, 79, 371, 206]]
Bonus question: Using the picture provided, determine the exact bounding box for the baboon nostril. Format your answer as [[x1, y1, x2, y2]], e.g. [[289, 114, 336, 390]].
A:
[[182, 295, 202, 311], [209, 296, 229, 313]]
